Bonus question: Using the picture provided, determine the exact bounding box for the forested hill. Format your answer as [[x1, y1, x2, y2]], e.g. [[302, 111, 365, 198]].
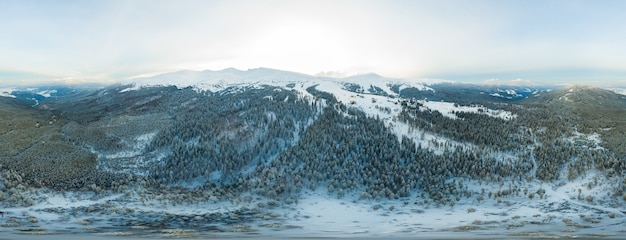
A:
[[523, 85, 626, 157], [0, 70, 625, 222]]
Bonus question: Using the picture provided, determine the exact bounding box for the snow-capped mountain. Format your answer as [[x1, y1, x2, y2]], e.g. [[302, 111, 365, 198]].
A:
[[124, 68, 312, 92], [123, 67, 431, 96]]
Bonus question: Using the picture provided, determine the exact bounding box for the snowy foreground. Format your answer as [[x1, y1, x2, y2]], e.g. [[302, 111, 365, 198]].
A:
[[1, 174, 625, 240]]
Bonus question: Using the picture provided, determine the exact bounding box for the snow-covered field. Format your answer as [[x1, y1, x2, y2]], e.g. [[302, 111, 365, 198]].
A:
[[288, 182, 626, 238], [1, 173, 625, 239]]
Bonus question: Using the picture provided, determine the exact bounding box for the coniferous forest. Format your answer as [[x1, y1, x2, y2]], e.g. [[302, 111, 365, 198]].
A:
[[1, 75, 626, 237]]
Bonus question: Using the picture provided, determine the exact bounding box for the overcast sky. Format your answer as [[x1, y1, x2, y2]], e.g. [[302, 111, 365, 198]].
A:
[[1, 0, 626, 86]]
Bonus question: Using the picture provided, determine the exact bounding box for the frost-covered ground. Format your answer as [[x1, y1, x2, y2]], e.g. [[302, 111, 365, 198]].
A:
[[2, 153, 626, 238], [1, 173, 625, 239], [288, 185, 626, 238]]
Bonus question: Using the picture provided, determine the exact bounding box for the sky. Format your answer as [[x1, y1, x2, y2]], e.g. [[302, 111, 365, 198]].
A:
[[1, 0, 626, 87]]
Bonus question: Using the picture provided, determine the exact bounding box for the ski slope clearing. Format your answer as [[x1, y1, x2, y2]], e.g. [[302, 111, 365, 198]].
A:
[[419, 100, 516, 120]]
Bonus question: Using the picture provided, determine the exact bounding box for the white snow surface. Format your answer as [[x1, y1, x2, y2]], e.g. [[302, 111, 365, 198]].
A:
[[123, 68, 432, 95], [608, 87, 626, 96], [419, 100, 516, 120], [0, 88, 16, 98], [36, 89, 57, 98], [123, 68, 313, 93], [568, 130, 604, 150], [4, 172, 625, 238], [281, 171, 626, 238], [338, 73, 433, 93]]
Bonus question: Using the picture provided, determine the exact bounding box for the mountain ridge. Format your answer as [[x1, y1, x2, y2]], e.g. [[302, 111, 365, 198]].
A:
[[525, 85, 626, 157], [527, 85, 626, 108]]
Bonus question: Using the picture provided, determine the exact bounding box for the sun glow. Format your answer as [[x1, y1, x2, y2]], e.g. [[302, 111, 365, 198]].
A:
[[2, 1, 626, 86], [238, 20, 357, 75]]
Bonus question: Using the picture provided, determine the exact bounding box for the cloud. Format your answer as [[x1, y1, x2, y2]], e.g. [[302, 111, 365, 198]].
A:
[[482, 78, 537, 86]]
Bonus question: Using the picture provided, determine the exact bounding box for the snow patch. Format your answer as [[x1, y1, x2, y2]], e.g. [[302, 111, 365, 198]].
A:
[[36, 89, 57, 98], [559, 92, 573, 102], [505, 89, 517, 95], [96, 132, 159, 175], [419, 100, 516, 120], [607, 87, 626, 96], [0, 88, 16, 98], [119, 84, 140, 93], [567, 130, 603, 150]]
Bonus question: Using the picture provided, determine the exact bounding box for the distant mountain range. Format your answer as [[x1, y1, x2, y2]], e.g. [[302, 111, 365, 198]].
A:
[[2, 67, 625, 102]]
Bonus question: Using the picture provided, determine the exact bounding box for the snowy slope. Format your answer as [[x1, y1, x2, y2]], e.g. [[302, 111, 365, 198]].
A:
[[124, 68, 431, 95], [3, 170, 623, 239], [608, 87, 626, 96], [123, 68, 314, 92], [124, 68, 515, 155], [338, 73, 433, 94], [420, 100, 516, 120]]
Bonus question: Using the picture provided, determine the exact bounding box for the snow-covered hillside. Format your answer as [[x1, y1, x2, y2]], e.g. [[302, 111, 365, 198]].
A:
[[123, 68, 518, 154], [123, 67, 430, 96], [2, 69, 626, 239], [608, 87, 626, 96]]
